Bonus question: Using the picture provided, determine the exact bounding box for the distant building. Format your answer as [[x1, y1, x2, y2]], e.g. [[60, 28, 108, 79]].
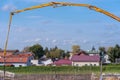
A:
[[53, 59, 72, 66], [86, 46, 99, 56], [86, 50, 99, 56], [39, 56, 53, 66], [71, 51, 100, 66], [31, 60, 39, 66], [103, 54, 111, 64], [0, 52, 33, 67]]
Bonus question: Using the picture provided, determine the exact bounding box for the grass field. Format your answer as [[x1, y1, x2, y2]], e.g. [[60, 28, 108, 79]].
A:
[[0, 64, 120, 74]]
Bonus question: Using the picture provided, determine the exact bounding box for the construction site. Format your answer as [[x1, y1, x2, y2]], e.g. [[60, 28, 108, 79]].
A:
[[0, 1, 120, 80]]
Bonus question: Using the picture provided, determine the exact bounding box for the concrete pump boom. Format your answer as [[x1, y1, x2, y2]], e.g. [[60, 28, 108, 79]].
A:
[[11, 2, 120, 22]]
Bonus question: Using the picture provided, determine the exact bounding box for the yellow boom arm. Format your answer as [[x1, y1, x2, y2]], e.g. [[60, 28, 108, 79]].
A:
[[12, 2, 120, 22], [4, 2, 120, 56]]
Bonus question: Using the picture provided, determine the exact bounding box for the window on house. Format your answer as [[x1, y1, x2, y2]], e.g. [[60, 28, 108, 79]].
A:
[[11, 65, 14, 67], [76, 64, 79, 66], [29, 59, 31, 62], [85, 64, 87, 66], [94, 64, 96, 66], [19, 65, 22, 67]]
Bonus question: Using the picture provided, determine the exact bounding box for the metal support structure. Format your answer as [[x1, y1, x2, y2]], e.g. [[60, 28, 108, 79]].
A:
[[99, 51, 104, 80], [3, 56, 6, 80], [100, 60, 103, 80], [3, 12, 13, 80]]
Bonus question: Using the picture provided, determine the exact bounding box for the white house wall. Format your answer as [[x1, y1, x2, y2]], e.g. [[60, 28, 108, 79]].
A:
[[12, 63, 27, 67], [72, 62, 99, 66], [0, 63, 27, 67]]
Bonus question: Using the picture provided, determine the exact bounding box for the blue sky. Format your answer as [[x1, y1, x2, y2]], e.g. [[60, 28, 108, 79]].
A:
[[0, 0, 120, 51]]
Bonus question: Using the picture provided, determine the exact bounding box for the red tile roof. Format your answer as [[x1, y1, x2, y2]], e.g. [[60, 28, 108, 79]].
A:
[[71, 54, 100, 62], [54, 59, 72, 66], [0, 53, 33, 63], [0, 57, 28, 63]]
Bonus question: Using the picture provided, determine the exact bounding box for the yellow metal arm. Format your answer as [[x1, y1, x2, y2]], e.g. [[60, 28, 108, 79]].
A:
[[12, 2, 120, 22], [12, 2, 90, 14]]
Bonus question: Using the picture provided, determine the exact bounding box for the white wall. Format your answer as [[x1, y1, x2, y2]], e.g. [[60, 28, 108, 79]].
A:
[[31, 60, 39, 66], [72, 62, 99, 66], [0, 63, 27, 67], [12, 63, 27, 67]]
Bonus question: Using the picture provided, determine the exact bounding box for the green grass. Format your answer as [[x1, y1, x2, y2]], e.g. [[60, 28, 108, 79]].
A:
[[0, 64, 120, 74]]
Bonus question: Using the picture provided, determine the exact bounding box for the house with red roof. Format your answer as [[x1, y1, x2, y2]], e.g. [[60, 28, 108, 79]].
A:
[[0, 52, 33, 67], [71, 51, 100, 66]]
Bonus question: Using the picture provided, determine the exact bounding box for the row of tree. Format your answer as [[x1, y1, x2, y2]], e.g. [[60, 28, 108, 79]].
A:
[[23, 44, 70, 59], [99, 44, 120, 63], [107, 44, 120, 63], [21, 44, 120, 63]]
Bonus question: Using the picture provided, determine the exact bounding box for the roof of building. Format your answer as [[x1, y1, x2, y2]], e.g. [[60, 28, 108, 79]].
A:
[[0, 57, 28, 63], [54, 59, 72, 65], [71, 53, 100, 62], [0, 53, 33, 63]]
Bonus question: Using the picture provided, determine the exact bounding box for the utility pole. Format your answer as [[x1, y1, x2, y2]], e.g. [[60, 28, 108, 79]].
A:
[[100, 59, 103, 80], [99, 51, 104, 80]]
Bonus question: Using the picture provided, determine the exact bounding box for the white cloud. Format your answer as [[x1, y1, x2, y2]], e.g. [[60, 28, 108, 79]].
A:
[[52, 39, 57, 43], [45, 38, 49, 42], [24, 40, 33, 43], [34, 38, 41, 42], [24, 38, 41, 43], [63, 40, 76, 44], [83, 40, 89, 44], [2, 4, 16, 11]]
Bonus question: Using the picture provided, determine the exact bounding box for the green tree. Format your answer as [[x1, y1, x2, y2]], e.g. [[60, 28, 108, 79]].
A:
[[44, 47, 49, 55], [46, 52, 50, 58], [114, 44, 120, 58], [107, 44, 120, 63], [72, 45, 80, 54], [64, 51, 70, 59], [29, 44, 44, 59], [107, 47, 115, 62], [99, 47, 106, 52], [49, 49, 61, 59], [47, 46, 65, 59]]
